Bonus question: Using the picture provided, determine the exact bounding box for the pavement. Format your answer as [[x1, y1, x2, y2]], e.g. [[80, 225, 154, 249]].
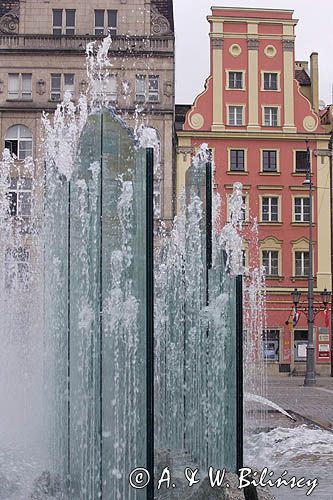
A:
[[267, 375, 333, 430]]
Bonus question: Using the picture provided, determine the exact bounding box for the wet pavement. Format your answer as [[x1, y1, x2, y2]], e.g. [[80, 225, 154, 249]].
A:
[[267, 375, 333, 430]]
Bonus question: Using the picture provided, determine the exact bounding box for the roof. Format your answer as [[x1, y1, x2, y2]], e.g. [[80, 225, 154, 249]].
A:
[[175, 104, 191, 131], [152, 0, 174, 32], [295, 69, 311, 86]]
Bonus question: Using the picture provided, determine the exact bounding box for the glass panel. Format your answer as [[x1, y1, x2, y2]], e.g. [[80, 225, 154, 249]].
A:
[[8, 73, 19, 98], [22, 74, 32, 99], [53, 9, 62, 34], [148, 76, 159, 101], [135, 75, 146, 101], [95, 9, 104, 34], [64, 74, 75, 98], [7, 191, 17, 215], [51, 74, 61, 101], [18, 139, 32, 159], [107, 9, 117, 32], [104, 75, 117, 101], [296, 151, 308, 172], [66, 10, 75, 27]]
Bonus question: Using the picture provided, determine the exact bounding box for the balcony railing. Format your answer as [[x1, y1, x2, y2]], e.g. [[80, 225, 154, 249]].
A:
[[0, 34, 174, 53]]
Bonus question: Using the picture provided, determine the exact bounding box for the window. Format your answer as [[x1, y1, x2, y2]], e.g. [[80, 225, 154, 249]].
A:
[[5, 125, 33, 160], [262, 150, 277, 172], [65, 10, 75, 35], [263, 329, 280, 361], [5, 246, 30, 290], [228, 106, 243, 126], [148, 75, 159, 102], [263, 73, 278, 90], [264, 107, 278, 126], [294, 197, 310, 222], [262, 250, 279, 276], [295, 150, 308, 173], [104, 75, 117, 102], [228, 71, 243, 89], [51, 74, 75, 101], [230, 149, 245, 171], [52, 9, 62, 35], [52, 9, 75, 35], [135, 75, 146, 102], [295, 251, 309, 276], [153, 180, 161, 219], [95, 9, 117, 35], [262, 197, 279, 222], [6, 177, 32, 217], [64, 74, 75, 99], [8, 73, 32, 100], [51, 74, 61, 101], [107, 10, 117, 36]]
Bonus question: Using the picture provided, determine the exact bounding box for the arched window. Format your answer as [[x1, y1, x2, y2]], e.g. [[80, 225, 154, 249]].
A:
[[5, 125, 33, 160]]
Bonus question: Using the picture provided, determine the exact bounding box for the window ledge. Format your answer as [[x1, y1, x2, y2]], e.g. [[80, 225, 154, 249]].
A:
[[6, 99, 33, 102], [292, 172, 307, 176], [291, 222, 310, 226], [290, 276, 308, 282], [227, 171, 248, 175], [259, 222, 282, 225], [266, 275, 284, 281], [259, 171, 280, 175]]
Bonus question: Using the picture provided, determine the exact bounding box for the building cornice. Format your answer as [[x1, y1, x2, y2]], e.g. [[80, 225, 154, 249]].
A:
[[177, 131, 330, 141], [208, 16, 298, 26]]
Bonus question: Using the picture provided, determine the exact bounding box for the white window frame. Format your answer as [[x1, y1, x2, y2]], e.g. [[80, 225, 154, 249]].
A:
[[294, 149, 309, 173], [52, 9, 76, 35], [135, 75, 146, 102], [262, 249, 279, 276], [261, 71, 280, 91], [263, 106, 280, 127], [294, 250, 309, 276], [228, 148, 247, 172], [5, 124, 33, 160], [226, 70, 245, 90], [261, 149, 279, 173], [148, 75, 159, 102], [94, 9, 117, 36], [228, 105, 244, 126], [261, 196, 279, 222], [50, 73, 75, 101], [8, 73, 32, 100], [7, 177, 32, 217], [294, 197, 310, 223]]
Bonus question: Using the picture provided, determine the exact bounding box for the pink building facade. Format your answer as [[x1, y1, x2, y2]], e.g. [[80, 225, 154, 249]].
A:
[[176, 7, 331, 374]]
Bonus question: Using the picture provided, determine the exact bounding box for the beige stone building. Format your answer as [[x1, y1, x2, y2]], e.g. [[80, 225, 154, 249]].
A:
[[0, 0, 175, 225]]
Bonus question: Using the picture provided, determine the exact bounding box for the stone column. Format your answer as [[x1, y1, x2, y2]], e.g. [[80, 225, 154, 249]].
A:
[[211, 33, 225, 132], [247, 38, 260, 131], [282, 39, 297, 133]]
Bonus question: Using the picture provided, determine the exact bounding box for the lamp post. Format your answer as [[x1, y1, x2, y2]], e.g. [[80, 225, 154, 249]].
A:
[[313, 133, 333, 376], [303, 142, 315, 386]]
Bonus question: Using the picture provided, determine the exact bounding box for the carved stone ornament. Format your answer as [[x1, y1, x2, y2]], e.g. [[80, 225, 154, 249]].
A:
[[163, 81, 173, 97], [177, 146, 195, 161], [151, 5, 171, 35], [282, 39, 294, 51], [0, 5, 19, 35], [36, 79, 46, 96], [247, 38, 259, 50], [211, 37, 224, 50]]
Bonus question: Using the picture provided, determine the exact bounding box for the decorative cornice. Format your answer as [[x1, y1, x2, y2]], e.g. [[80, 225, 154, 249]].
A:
[[211, 37, 224, 49], [282, 39, 294, 52], [247, 38, 259, 50], [177, 146, 195, 160], [151, 5, 171, 35], [0, 5, 19, 34]]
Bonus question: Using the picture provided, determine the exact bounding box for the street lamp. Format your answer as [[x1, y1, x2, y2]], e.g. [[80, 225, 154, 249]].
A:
[[313, 134, 333, 377], [321, 288, 331, 307], [291, 288, 302, 306]]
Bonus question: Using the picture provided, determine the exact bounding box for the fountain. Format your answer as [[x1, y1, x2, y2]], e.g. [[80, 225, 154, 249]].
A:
[[2, 35, 332, 500]]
